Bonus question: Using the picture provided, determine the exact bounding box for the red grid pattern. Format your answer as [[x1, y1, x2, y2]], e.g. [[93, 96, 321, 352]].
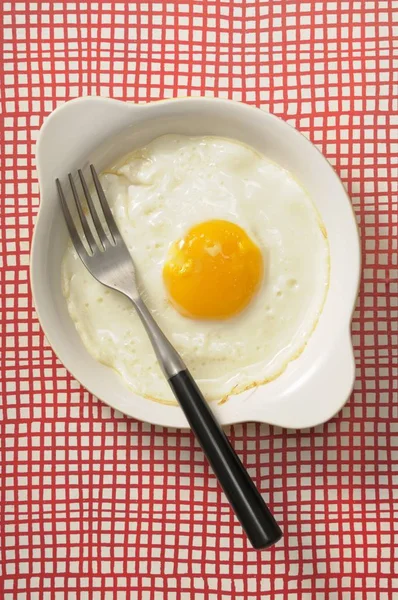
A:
[[1, 1, 397, 598]]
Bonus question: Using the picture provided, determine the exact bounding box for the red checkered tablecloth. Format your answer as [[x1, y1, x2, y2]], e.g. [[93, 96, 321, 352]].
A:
[[1, 1, 397, 598]]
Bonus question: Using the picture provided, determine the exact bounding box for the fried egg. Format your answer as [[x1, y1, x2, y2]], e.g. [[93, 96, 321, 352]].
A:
[[62, 135, 329, 403]]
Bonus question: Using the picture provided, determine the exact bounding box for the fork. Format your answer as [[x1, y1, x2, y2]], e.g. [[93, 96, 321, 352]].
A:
[[57, 165, 282, 550]]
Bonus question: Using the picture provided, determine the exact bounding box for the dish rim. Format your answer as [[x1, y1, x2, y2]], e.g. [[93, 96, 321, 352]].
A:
[[31, 96, 361, 429]]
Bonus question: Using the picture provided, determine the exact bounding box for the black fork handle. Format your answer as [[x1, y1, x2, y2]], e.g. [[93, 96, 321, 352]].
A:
[[168, 370, 283, 550]]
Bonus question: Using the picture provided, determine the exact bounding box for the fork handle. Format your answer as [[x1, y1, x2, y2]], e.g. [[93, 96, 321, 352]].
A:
[[168, 370, 282, 550], [133, 298, 282, 549]]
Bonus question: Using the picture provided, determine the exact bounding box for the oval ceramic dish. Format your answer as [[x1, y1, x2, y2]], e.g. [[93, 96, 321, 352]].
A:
[[31, 97, 360, 429]]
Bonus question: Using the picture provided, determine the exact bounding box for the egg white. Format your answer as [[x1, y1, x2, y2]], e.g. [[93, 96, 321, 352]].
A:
[[62, 135, 329, 403]]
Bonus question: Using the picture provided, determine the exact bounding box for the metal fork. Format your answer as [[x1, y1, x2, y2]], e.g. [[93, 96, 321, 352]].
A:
[[57, 165, 282, 550]]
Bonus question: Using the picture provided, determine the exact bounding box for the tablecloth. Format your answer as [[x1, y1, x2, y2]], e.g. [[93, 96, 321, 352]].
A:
[[1, 1, 397, 598]]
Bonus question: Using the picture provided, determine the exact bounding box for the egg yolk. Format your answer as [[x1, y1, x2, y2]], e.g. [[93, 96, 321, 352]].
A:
[[163, 220, 263, 320]]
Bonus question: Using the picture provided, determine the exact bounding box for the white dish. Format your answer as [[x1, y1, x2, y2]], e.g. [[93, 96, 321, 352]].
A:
[[31, 97, 360, 429]]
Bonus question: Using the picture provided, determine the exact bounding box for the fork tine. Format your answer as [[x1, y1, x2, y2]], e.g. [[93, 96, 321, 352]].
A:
[[56, 179, 89, 258], [68, 173, 97, 253], [90, 165, 119, 244], [78, 169, 108, 249]]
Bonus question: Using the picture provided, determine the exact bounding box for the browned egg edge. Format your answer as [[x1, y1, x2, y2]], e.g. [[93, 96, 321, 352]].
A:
[[78, 151, 331, 408]]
